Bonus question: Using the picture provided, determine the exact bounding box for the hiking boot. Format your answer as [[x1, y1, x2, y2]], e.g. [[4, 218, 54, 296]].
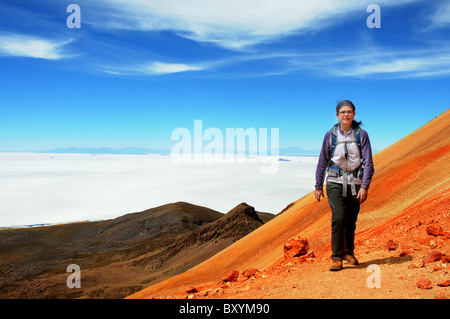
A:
[[329, 260, 342, 271], [344, 254, 359, 265]]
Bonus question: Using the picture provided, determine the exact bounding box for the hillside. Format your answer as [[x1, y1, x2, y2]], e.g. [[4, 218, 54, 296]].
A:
[[0, 201, 272, 298], [128, 109, 450, 299]]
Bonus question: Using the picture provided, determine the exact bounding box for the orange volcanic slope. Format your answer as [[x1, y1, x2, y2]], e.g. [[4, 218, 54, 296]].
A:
[[128, 109, 450, 299]]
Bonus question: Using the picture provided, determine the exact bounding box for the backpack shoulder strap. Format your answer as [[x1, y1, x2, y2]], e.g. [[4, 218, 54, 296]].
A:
[[329, 124, 339, 158], [329, 124, 362, 158], [321, 125, 339, 187], [354, 127, 362, 157]]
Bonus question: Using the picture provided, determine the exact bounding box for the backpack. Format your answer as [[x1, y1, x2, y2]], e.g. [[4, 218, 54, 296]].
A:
[[324, 124, 363, 196], [329, 123, 362, 160]]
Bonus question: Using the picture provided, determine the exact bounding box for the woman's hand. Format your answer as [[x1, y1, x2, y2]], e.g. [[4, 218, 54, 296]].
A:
[[357, 187, 368, 204], [315, 188, 325, 202]]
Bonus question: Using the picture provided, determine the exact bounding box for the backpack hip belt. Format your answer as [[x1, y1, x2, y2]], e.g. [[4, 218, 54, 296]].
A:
[[328, 164, 363, 197]]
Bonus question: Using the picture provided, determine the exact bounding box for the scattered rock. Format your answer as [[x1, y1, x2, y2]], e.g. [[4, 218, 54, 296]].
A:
[[416, 278, 432, 289], [422, 251, 443, 264], [185, 286, 198, 294], [442, 254, 450, 263], [214, 287, 224, 295], [410, 259, 425, 268], [419, 235, 436, 246], [386, 239, 399, 251], [241, 268, 259, 279], [305, 252, 316, 263], [400, 243, 412, 250], [437, 280, 450, 287], [426, 224, 444, 237], [432, 264, 442, 272], [399, 250, 412, 257], [222, 270, 239, 283], [283, 237, 309, 259]]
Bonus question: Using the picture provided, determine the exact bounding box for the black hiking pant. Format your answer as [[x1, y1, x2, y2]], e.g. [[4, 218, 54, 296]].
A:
[[326, 182, 361, 261]]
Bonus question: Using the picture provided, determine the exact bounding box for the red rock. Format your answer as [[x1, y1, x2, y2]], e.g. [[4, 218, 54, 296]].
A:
[[433, 264, 442, 272], [437, 280, 450, 287], [419, 235, 436, 245], [185, 286, 198, 294], [435, 237, 445, 248], [426, 224, 444, 236], [241, 268, 259, 279], [416, 278, 432, 289], [222, 270, 239, 282], [442, 254, 450, 263], [306, 252, 316, 259], [401, 243, 413, 250], [283, 237, 309, 259], [399, 250, 411, 257], [219, 282, 229, 289], [409, 259, 425, 268], [386, 239, 399, 251], [423, 251, 443, 264]]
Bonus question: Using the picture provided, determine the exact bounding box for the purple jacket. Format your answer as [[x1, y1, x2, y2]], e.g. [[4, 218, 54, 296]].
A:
[[315, 127, 375, 189]]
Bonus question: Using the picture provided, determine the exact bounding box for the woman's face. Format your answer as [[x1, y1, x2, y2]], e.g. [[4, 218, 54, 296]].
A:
[[336, 105, 355, 127]]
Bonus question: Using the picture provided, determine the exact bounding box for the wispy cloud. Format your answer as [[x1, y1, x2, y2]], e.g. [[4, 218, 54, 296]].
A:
[[102, 61, 203, 76], [329, 51, 450, 78], [99, 46, 450, 79], [284, 46, 450, 78], [100, 52, 301, 77], [78, 0, 448, 79], [83, 0, 420, 50], [145, 62, 202, 74], [0, 33, 73, 60], [5, 0, 446, 80], [424, 1, 450, 31]]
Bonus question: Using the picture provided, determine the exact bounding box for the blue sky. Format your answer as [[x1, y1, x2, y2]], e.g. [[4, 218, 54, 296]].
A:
[[0, 0, 449, 153]]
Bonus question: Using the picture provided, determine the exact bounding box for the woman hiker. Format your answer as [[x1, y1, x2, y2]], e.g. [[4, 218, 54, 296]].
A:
[[314, 100, 375, 271]]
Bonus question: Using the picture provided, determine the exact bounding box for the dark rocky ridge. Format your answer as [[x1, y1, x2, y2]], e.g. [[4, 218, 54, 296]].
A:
[[0, 201, 273, 298]]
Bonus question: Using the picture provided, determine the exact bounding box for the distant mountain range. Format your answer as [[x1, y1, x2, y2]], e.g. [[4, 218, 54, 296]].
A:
[[38, 147, 171, 155], [38, 146, 320, 156], [278, 146, 319, 155]]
